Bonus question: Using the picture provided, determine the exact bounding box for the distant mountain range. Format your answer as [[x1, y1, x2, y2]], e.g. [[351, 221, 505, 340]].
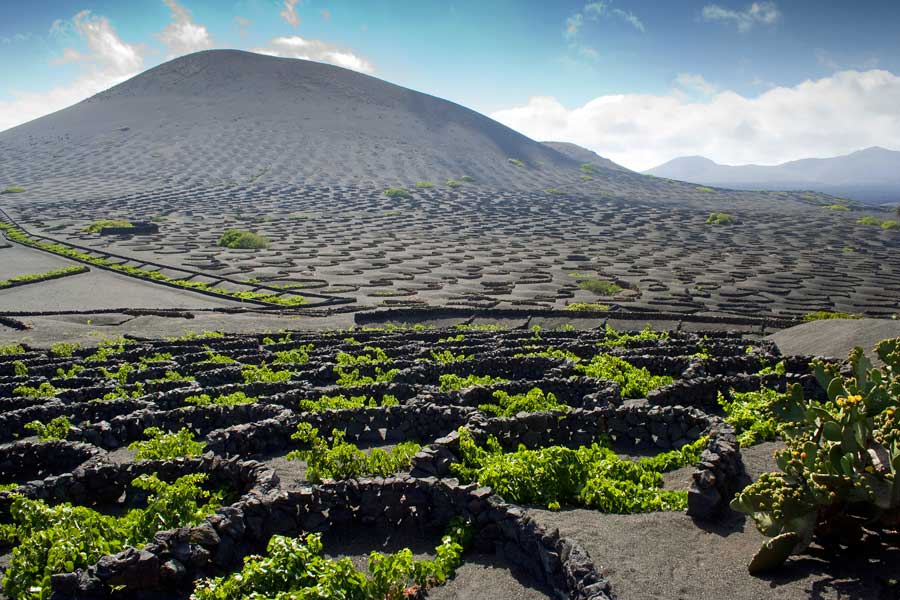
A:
[[644, 146, 900, 204]]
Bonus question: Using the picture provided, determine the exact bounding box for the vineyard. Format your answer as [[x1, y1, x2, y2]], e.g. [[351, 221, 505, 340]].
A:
[[0, 324, 895, 599]]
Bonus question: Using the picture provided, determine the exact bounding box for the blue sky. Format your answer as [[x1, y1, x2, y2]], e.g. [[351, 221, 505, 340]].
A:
[[2, 1, 900, 169]]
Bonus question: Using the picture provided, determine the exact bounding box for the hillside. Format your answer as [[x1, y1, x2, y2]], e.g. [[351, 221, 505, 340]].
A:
[[0, 50, 594, 198], [541, 141, 631, 173], [644, 147, 900, 204]]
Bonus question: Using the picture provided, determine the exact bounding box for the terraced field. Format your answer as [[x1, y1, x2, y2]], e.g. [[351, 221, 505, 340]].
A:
[[2, 183, 899, 319], [4, 325, 892, 600]]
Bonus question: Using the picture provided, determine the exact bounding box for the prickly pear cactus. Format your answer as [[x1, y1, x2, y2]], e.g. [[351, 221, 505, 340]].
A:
[[731, 337, 900, 574]]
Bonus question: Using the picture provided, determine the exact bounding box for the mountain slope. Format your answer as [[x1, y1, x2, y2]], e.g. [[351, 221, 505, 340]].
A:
[[0, 50, 589, 197], [541, 142, 631, 173], [645, 147, 900, 204]]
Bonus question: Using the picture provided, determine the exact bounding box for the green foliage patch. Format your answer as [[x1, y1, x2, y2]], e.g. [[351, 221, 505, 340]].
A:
[[287, 424, 420, 483], [438, 373, 509, 391], [577, 354, 673, 398], [802, 311, 861, 322], [0, 266, 88, 289], [576, 279, 624, 296], [719, 388, 784, 447], [82, 220, 133, 233], [1, 473, 221, 599], [217, 229, 269, 249], [706, 212, 737, 225], [128, 427, 205, 460], [24, 416, 70, 440], [383, 187, 412, 199], [185, 391, 257, 407], [192, 519, 472, 600], [452, 428, 706, 511], [478, 387, 568, 417], [298, 393, 399, 412]]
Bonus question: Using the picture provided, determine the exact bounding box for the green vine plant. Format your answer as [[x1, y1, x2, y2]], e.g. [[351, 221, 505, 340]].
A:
[[184, 391, 257, 407], [298, 393, 399, 412], [192, 518, 473, 600], [0, 344, 25, 356], [13, 382, 58, 398], [273, 344, 314, 365], [451, 428, 707, 512], [1, 473, 221, 600], [598, 324, 669, 348], [243, 363, 293, 383], [731, 338, 900, 574], [718, 388, 784, 447], [438, 373, 509, 391], [24, 416, 71, 441], [128, 427, 206, 460], [478, 387, 568, 417], [514, 347, 582, 363], [287, 424, 420, 483], [427, 349, 473, 364], [577, 354, 673, 398]]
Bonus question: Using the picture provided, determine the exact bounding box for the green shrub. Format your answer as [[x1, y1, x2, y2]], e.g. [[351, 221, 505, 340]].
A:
[[242, 363, 292, 383], [12, 360, 28, 377], [454, 323, 506, 332], [128, 427, 205, 460], [576, 279, 623, 296], [428, 349, 473, 364], [192, 520, 471, 600], [459, 175, 475, 182], [2, 186, 25, 194], [82, 220, 133, 233], [565, 302, 610, 312], [299, 393, 398, 412], [802, 311, 860, 322], [508, 158, 526, 168], [2, 473, 220, 600], [696, 186, 716, 193], [706, 212, 737, 225], [546, 188, 563, 195], [0, 266, 89, 289], [577, 354, 673, 398], [383, 187, 412, 199], [287, 424, 420, 483], [14, 382, 58, 399], [580, 164, 598, 175], [415, 180, 434, 188], [514, 347, 582, 362], [731, 339, 900, 573], [184, 391, 257, 406], [600, 324, 669, 347], [217, 229, 269, 249], [24, 416, 70, 441], [49, 342, 79, 358], [719, 388, 784, 447], [478, 387, 568, 417], [446, 179, 462, 188], [438, 373, 508, 391], [273, 344, 314, 365], [0, 344, 25, 356], [823, 204, 850, 211], [452, 428, 705, 511]]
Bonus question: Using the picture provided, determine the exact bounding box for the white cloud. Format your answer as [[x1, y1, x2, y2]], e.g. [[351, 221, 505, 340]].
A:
[[675, 73, 717, 96], [71, 10, 143, 75], [574, 1, 645, 33], [0, 11, 144, 132], [280, 0, 301, 27], [157, 0, 213, 58], [252, 36, 374, 74], [702, 2, 781, 32], [490, 69, 900, 171]]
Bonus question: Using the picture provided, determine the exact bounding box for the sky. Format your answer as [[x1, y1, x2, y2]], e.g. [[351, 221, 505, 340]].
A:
[[1, 0, 899, 170]]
